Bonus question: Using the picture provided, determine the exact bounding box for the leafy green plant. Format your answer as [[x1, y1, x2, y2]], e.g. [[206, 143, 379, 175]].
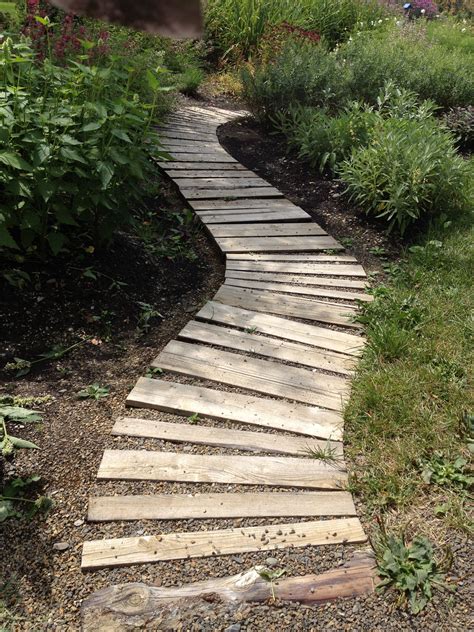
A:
[[0, 405, 42, 456], [136, 302, 162, 333], [188, 413, 200, 425], [145, 366, 163, 378], [177, 66, 204, 96], [374, 526, 452, 614], [3, 339, 91, 377], [77, 384, 110, 400], [443, 105, 474, 153], [257, 566, 287, 601], [0, 475, 52, 522], [0, 36, 168, 257], [421, 452, 473, 489], [339, 116, 472, 234]]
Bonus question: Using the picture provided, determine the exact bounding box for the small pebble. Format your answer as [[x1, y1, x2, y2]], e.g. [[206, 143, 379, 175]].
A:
[[53, 542, 70, 552], [265, 557, 279, 567], [73, 519, 84, 527]]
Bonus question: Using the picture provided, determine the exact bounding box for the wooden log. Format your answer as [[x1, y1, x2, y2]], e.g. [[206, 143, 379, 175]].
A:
[[82, 554, 376, 630]]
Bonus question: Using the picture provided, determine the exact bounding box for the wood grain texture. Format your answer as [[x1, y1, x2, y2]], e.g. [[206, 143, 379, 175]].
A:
[[200, 210, 311, 224], [88, 491, 355, 521], [197, 301, 364, 356], [227, 261, 367, 277], [167, 170, 259, 179], [153, 340, 349, 411], [126, 378, 343, 440], [172, 177, 271, 189], [178, 320, 356, 376], [81, 557, 375, 629], [97, 450, 347, 487], [111, 415, 343, 455], [159, 161, 246, 170], [225, 278, 371, 302], [214, 286, 359, 329], [81, 518, 366, 568], [208, 223, 326, 238], [225, 270, 367, 290], [181, 187, 283, 200], [166, 154, 238, 163], [216, 236, 342, 253], [189, 198, 300, 210], [226, 253, 357, 262]]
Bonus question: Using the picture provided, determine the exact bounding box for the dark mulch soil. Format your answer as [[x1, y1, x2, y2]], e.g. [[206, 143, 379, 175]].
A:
[[218, 118, 403, 273]]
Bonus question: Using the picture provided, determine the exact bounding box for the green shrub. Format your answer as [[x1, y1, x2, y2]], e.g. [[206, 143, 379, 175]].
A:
[[0, 36, 167, 256], [273, 102, 377, 173], [241, 40, 347, 121], [443, 106, 474, 153], [342, 21, 474, 109], [339, 117, 473, 234], [177, 66, 205, 96], [205, 0, 387, 61]]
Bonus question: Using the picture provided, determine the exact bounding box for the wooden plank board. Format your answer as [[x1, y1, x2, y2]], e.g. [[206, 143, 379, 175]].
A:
[[225, 278, 371, 302], [190, 198, 300, 210], [88, 491, 355, 521], [81, 518, 366, 569], [209, 223, 326, 238], [173, 178, 271, 189], [227, 261, 366, 277], [111, 416, 343, 456], [215, 236, 342, 253], [167, 170, 259, 179], [179, 320, 355, 376], [214, 286, 358, 330], [182, 188, 283, 200], [227, 253, 357, 262], [159, 162, 246, 171], [97, 450, 347, 487], [196, 205, 301, 216], [197, 301, 364, 357], [165, 154, 238, 163], [226, 270, 368, 290], [162, 144, 227, 153], [201, 211, 311, 224], [126, 378, 343, 440], [160, 132, 217, 142], [153, 341, 349, 411]]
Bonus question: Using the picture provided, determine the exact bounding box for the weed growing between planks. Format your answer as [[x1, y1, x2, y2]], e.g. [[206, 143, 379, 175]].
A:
[[345, 220, 474, 534]]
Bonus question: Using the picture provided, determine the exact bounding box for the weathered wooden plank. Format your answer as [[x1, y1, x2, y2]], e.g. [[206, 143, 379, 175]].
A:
[[227, 261, 366, 277], [215, 235, 342, 253], [111, 416, 343, 455], [160, 132, 217, 142], [209, 223, 326, 238], [196, 205, 301, 216], [97, 450, 347, 487], [173, 177, 271, 190], [153, 341, 349, 411], [179, 320, 355, 376], [126, 378, 343, 440], [190, 198, 300, 210], [200, 211, 310, 224], [81, 557, 375, 628], [165, 154, 238, 163], [81, 518, 366, 569], [197, 301, 364, 356], [225, 271, 367, 290], [159, 162, 246, 171], [182, 188, 283, 200], [226, 253, 357, 262], [162, 143, 227, 153], [167, 170, 259, 179], [214, 286, 358, 330], [225, 278, 371, 302], [88, 491, 355, 521]]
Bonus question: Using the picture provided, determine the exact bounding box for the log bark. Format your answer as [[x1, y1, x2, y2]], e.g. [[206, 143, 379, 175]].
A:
[[82, 552, 377, 630]]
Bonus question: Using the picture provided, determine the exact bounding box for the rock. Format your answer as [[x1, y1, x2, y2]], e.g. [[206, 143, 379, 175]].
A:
[[265, 557, 279, 567], [224, 625, 241, 632], [53, 542, 70, 551], [352, 604, 360, 614], [74, 519, 84, 527]]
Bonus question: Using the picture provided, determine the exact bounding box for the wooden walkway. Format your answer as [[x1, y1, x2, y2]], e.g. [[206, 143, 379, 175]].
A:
[[82, 106, 371, 594]]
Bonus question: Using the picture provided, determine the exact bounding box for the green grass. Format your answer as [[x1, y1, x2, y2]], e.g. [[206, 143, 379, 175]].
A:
[[344, 219, 474, 533]]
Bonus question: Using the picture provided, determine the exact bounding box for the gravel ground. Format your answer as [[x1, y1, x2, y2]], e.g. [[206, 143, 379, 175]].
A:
[[1, 109, 472, 631]]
